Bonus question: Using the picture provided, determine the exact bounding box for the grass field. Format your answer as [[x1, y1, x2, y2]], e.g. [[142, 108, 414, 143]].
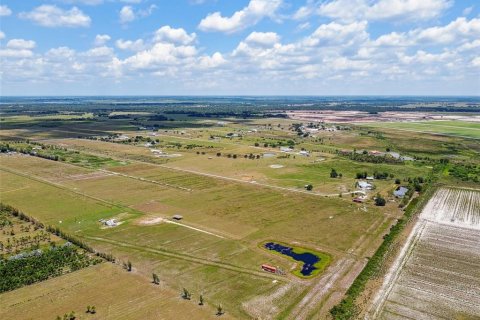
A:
[[1, 110, 478, 319], [359, 120, 480, 139], [0, 263, 230, 320]]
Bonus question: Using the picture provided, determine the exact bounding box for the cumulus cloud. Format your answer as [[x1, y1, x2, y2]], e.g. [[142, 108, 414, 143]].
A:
[[19, 5, 91, 28], [119, 4, 157, 24], [373, 17, 480, 46], [303, 21, 368, 47], [2, 13, 479, 95], [299, 0, 452, 22], [94, 34, 111, 46], [245, 32, 280, 47], [0, 31, 5, 40], [198, 0, 282, 33], [154, 26, 196, 45], [7, 39, 36, 50], [0, 39, 36, 58], [0, 5, 12, 16], [116, 39, 145, 51], [119, 6, 135, 23]]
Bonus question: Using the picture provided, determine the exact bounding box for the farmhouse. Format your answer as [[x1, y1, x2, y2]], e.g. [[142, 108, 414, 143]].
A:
[[299, 150, 310, 156], [394, 186, 409, 198], [358, 181, 373, 190], [280, 146, 293, 152]]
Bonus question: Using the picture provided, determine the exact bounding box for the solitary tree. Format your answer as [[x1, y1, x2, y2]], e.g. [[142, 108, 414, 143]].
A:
[[305, 184, 313, 191], [375, 194, 386, 206], [86, 306, 91, 313], [216, 304, 224, 316], [152, 273, 159, 284], [127, 261, 132, 272], [90, 306, 96, 314], [330, 169, 338, 178], [182, 288, 191, 300], [199, 294, 204, 306]]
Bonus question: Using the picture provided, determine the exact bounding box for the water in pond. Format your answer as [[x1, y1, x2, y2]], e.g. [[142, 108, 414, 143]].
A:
[[264, 242, 320, 276]]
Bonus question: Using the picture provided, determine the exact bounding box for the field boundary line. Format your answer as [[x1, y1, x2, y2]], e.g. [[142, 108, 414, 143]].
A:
[[42, 139, 361, 198], [83, 235, 285, 281]]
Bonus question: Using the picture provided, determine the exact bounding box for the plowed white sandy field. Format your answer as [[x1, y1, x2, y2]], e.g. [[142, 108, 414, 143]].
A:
[[369, 187, 480, 320]]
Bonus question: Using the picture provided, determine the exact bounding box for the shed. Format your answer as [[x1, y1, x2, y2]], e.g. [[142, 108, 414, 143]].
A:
[[172, 215, 183, 220], [394, 187, 409, 198], [358, 181, 373, 190]]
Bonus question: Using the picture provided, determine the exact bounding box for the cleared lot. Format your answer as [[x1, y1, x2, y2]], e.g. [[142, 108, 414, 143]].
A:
[[369, 188, 480, 319]]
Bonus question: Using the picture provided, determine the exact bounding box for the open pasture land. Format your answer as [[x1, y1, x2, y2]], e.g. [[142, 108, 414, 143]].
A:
[[359, 120, 480, 140], [369, 187, 480, 320], [0, 263, 229, 320], [46, 137, 429, 197], [0, 151, 393, 318]]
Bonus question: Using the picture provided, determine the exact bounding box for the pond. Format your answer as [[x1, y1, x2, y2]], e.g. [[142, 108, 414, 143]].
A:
[[264, 242, 320, 276]]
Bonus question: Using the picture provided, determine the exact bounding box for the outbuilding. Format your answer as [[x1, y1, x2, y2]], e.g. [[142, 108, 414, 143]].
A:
[[172, 215, 183, 220], [394, 186, 409, 198]]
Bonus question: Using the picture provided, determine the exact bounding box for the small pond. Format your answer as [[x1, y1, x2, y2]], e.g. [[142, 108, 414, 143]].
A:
[[264, 242, 320, 276]]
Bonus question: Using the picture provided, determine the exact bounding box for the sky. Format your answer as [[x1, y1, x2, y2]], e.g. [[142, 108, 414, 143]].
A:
[[0, 0, 479, 96]]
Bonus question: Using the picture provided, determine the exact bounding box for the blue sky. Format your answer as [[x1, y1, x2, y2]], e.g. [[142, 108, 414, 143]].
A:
[[0, 0, 479, 95]]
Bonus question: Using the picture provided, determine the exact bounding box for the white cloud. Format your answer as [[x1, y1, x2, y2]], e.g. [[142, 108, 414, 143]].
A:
[[471, 56, 480, 67], [154, 26, 196, 45], [315, 0, 452, 22], [7, 39, 36, 50], [94, 34, 111, 46], [414, 17, 480, 44], [124, 43, 197, 70], [0, 31, 5, 40], [116, 39, 145, 51], [373, 17, 480, 47], [0, 39, 36, 59], [0, 5, 12, 16], [197, 52, 226, 69], [119, 4, 156, 24], [245, 32, 280, 47], [60, 0, 104, 5], [19, 5, 91, 28], [303, 21, 368, 47], [198, 0, 282, 33], [119, 6, 135, 23]]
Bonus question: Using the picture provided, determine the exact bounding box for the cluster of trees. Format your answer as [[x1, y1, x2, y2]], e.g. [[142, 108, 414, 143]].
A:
[[355, 171, 393, 180], [0, 142, 60, 161], [330, 169, 343, 178], [215, 152, 261, 160], [2, 203, 115, 262], [449, 163, 480, 182], [339, 150, 403, 164], [0, 245, 96, 293]]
